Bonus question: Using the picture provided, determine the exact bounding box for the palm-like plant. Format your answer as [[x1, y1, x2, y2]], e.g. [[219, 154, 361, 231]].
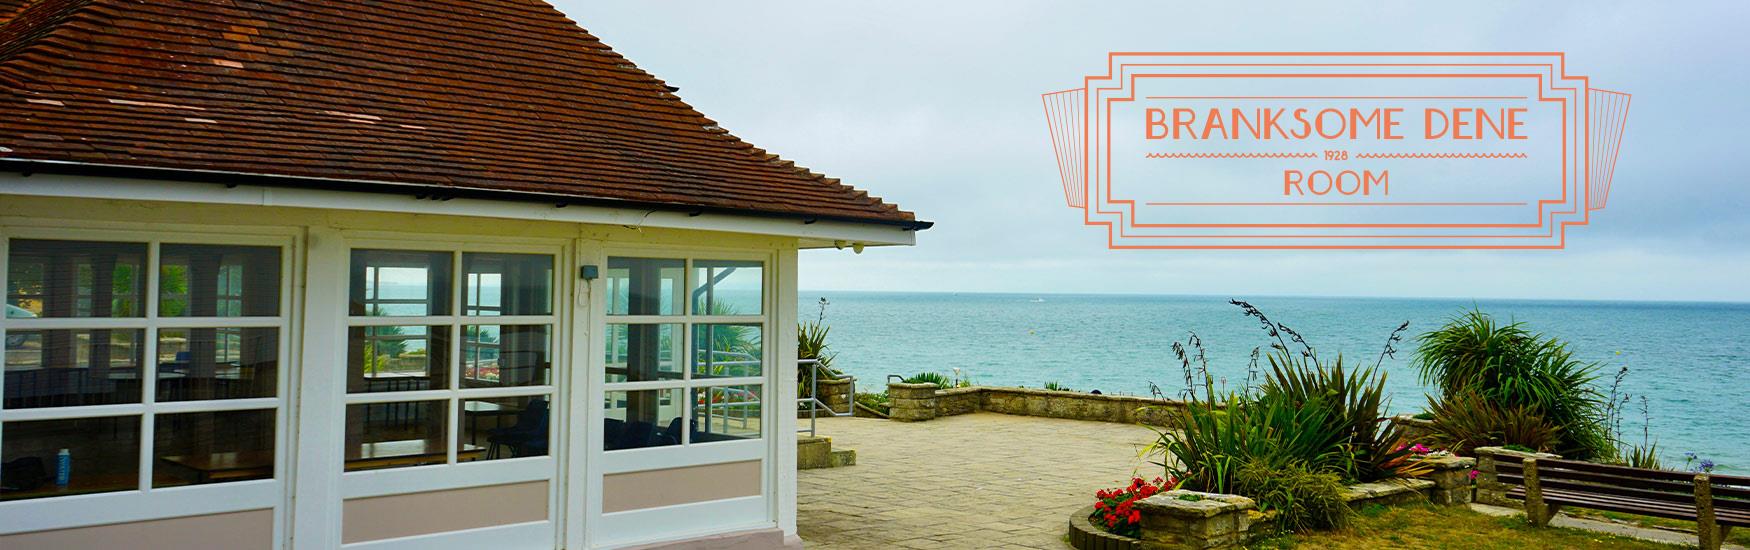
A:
[[1415, 310, 1609, 458], [1259, 351, 1427, 482], [1423, 390, 1562, 456]]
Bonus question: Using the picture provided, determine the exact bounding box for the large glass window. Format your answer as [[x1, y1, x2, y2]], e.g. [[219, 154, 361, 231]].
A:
[[1, 238, 287, 502], [345, 250, 555, 471], [603, 257, 765, 452]]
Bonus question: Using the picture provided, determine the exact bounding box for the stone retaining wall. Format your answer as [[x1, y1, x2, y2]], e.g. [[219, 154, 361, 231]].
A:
[[888, 384, 1186, 425]]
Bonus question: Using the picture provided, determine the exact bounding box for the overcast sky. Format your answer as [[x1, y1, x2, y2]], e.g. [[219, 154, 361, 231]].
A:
[[560, 1, 1749, 302]]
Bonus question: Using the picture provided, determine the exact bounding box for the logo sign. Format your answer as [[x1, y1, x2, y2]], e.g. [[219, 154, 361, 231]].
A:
[[1041, 53, 1631, 249]]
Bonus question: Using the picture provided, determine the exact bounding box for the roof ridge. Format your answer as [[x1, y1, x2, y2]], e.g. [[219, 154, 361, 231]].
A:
[[0, 0, 91, 65]]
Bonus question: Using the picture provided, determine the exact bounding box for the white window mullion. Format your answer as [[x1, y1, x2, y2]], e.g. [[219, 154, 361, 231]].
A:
[[138, 241, 161, 493]]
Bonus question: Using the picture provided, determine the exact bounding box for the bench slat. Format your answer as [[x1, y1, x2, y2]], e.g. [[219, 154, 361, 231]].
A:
[[1495, 455, 1750, 486], [1501, 474, 1704, 506], [1498, 462, 1750, 502], [1507, 487, 1750, 528]]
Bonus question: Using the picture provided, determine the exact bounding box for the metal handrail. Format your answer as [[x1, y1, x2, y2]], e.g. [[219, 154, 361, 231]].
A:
[[796, 358, 854, 437]]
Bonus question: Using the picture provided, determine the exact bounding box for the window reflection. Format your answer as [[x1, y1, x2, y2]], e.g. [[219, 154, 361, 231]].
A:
[[692, 260, 762, 315], [159, 244, 281, 317], [462, 396, 548, 460], [6, 240, 146, 318], [350, 250, 452, 316], [344, 401, 452, 471], [692, 385, 762, 442], [605, 258, 683, 316], [604, 389, 682, 451], [0, 416, 140, 501], [347, 325, 450, 393], [605, 324, 681, 383], [156, 328, 277, 401], [154, 409, 275, 487], [462, 325, 549, 388], [4, 329, 145, 408], [463, 253, 552, 316], [692, 324, 762, 379]]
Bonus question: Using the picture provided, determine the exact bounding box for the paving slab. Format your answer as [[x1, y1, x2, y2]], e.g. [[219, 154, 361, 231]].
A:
[[798, 413, 1159, 549]]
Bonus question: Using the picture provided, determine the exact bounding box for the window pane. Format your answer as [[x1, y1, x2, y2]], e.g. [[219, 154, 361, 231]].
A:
[[605, 324, 681, 383], [347, 326, 450, 393], [156, 328, 278, 401], [6, 239, 146, 318], [350, 250, 452, 316], [462, 396, 549, 460], [692, 385, 763, 442], [692, 260, 762, 315], [154, 409, 275, 487], [159, 244, 281, 317], [462, 325, 549, 388], [603, 388, 681, 451], [692, 324, 762, 379], [4, 329, 144, 408], [344, 401, 450, 471], [605, 257, 682, 316], [0, 416, 140, 501], [463, 253, 552, 317]]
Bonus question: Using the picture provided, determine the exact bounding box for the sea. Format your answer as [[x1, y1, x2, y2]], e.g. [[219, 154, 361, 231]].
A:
[[801, 291, 1750, 473]]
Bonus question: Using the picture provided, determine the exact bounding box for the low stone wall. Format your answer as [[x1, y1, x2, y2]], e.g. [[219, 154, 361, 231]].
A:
[[1389, 413, 1437, 442], [888, 384, 1185, 425], [1473, 446, 1562, 507]]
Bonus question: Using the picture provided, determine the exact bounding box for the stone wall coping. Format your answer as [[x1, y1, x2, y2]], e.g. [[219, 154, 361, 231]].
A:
[[934, 385, 1180, 405], [1473, 446, 1562, 459], [1136, 490, 1257, 518], [937, 386, 983, 396], [1340, 478, 1436, 502], [888, 382, 942, 390], [1413, 454, 1477, 470]]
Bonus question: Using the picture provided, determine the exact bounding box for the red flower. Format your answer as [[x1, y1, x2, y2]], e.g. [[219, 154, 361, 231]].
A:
[[1129, 511, 1142, 524], [1095, 502, 1106, 510]]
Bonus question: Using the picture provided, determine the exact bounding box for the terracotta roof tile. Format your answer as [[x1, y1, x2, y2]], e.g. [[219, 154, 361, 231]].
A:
[[0, 0, 921, 226]]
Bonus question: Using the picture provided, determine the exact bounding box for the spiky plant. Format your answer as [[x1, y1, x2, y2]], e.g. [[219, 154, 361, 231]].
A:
[[1415, 310, 1609, 458]]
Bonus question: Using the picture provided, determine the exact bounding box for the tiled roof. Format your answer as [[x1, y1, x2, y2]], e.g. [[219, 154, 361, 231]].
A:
[[0, 0, 922, 227]]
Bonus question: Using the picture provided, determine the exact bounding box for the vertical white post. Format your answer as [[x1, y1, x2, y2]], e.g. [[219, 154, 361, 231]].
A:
[[564, 237, 599, 550], [291, 226, 347, 549], [773, 246, 800, 539]]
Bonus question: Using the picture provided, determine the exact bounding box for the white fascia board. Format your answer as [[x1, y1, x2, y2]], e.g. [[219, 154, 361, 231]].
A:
[[0, 172, 917, 247]]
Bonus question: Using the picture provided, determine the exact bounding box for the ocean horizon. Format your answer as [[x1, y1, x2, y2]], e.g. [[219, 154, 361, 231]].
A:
[[801, 290, 1750, 472]]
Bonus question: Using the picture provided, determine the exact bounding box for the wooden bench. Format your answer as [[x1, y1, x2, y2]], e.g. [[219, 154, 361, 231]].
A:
[[1494, 455, 1749, 550]]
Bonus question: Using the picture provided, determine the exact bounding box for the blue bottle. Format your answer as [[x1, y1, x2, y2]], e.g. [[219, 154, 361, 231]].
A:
[[55, 448, 70, 487]]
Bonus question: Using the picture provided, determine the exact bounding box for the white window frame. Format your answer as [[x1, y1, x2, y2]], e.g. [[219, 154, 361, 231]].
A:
[[335, 235, 567, 507], [583, 244, 783, 549], [0, 223, 299, 539]]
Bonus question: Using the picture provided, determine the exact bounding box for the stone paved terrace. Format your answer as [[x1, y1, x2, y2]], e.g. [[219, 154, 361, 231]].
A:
[[798, 413, 1160, 549]]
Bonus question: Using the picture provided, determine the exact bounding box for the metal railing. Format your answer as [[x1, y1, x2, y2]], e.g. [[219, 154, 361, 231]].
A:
[[797, 358, 854, 437]]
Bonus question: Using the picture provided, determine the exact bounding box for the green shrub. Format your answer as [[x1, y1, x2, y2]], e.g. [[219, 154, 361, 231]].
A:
[[902, 371, 951, 389], [1043, 381, 1074, 392], [1258, 352, 1424, 483], [1234, 459, 1352, 532], [1414, 310, 1610, 459], [1423, 391, 1562, 456], [854, 391, 890, 416], [1617, 443, 1662, 470]]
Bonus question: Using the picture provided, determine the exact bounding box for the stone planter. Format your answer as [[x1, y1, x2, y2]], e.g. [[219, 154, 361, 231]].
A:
[[886, 382, 940, 422], [1135, 490, 1258, 550], [1068, 505, 1142, 550], [817, 376, 854, 414]]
